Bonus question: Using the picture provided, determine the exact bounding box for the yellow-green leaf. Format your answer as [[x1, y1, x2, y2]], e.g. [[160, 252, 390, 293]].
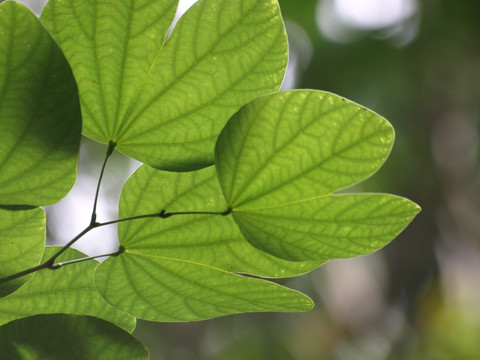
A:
[[215, 90, 421, 261], [41, 0, 287, 171]]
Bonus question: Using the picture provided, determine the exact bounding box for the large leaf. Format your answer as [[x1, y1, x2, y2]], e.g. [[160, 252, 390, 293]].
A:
[[96, 254, 312, 322], [0, 208, 45, 297], [0, 247, 135, 333], [215, 90, 421, 261], [0, 2, 81, 206], [94, 165, 314, 322], [41, 0, 287, 171], [118, 165, 322, 277], [0, 314, 148, 360]]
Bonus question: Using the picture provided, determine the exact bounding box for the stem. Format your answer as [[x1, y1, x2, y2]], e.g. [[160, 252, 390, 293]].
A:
[[0, 207, 232, 284], [0, 142, 117, 286], [90, 140, 116, 225], [0, 262, 50, 285], [159, 208, 232, 218], [97, 208, 232, 226], [47, 225, 96, 264], [0, 161, 231, 286], [49, 141, 116, 264], [49, 247, 125, 269]]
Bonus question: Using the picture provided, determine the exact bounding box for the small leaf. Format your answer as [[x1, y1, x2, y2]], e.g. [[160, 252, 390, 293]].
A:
[[94, 165, 314, 322], [41, 0, 287, 171], [0, 208, 45, 297], [0, 247, 136, 333], [0, 314, 148, 360], [0, 2, 81, 206], [215, 90, 421, 261]]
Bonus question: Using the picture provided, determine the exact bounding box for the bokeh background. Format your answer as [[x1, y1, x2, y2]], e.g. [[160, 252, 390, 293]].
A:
[[12, 0, 480, 358]]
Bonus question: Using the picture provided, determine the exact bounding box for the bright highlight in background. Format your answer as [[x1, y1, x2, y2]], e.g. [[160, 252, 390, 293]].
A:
[[317, 0, 419, 44], [334, 0, 417, 29]]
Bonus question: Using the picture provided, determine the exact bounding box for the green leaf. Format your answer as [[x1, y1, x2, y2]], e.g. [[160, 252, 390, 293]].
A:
[[0, 247, 135, 333], [0, 2, 81, 206], [0, 208, 45, 297], [0, 314, 148, 360], [41, 0, 287, 171], [215, 90, 421, 261], [94, 165, 314, 322], [118, 165, 322, 277], [95, 254, 312, 322]]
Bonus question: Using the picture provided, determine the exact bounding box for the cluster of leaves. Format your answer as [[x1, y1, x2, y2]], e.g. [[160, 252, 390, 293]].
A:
[[0, 0, 420, 357]]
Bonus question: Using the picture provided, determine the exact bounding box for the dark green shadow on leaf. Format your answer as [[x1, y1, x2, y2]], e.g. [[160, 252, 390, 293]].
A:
[[0, 2, 81, 206], [0, 314, 148, 360], [0, 205, 37, 211]]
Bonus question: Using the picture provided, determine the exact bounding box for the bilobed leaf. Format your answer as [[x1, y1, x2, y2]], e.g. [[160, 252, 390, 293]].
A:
[[94, 165, 314, 322], [0, 314, 148, 360], [0, 208, 45, 297], [0, 247, 135, 333], [41, 0, 287, 171], [0, 2, 81, 206], [40, 0, 178, 144], [118, 165, 322, 277], [215, 90, 421, 261]]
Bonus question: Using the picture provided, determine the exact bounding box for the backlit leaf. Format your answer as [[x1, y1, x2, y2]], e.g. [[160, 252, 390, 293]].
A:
[[0, 314, 148, 359], [0, 2, 81, 206], [96, 254, 312, 322], [94, 165, 314, 322], [0, 208, 44, 297], [0, 247, 135, 333], [215, 90, 421, 261], [41, 0, 287, 171], [118, 165, 322, 277]]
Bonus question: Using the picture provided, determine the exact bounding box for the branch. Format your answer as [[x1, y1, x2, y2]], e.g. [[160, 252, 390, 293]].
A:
[[0, 207, 232, 285], [0, 137, 231, 285], [49, 247, 125, 269], [90, 140, 116, 225]]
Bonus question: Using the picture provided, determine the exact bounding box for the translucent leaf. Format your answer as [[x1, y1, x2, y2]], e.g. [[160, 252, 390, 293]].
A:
[[94, 166, 314, 322], [0, 208, 45, 297], [0, 314, 148, 360], [41, 0, 287, 171], [95, 254, 312, 322], [215, 90, 421, 261], [0, 247, 135, 333], [118, 165, 322, 277], [0, 2, 81, 206]]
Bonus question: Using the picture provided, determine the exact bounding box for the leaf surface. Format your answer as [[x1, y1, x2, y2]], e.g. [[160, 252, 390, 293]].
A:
[[0, 208, 45, 297], [0, 247, 135, 333], [94, 165, 314, 322], [118, 165, 322, 277], [215, 90, 421, 261], [41, 0, 287, 170], [0, 314, 148, 360], [0, 2, 81, 206], [96, 254, 312, 322]]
